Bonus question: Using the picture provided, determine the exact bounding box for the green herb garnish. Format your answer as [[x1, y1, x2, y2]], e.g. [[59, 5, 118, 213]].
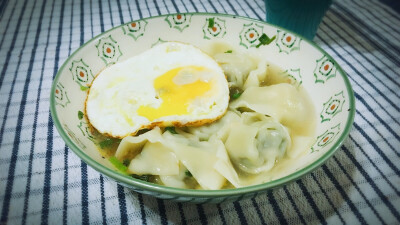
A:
[[99, 138, 114, 149], [78, 111, 84, 120], [109, 156, 128, 174], [229, 86, 243, 100], [80, 85, 89, 91], [232, 92, 242, 99], [224, 50, 233, 53], [132, 174, 151, 182], [185, 170, 193, 177], [256, 34, 276, 48], [165, 126, 177, 134], [208, 18, 215, 28]]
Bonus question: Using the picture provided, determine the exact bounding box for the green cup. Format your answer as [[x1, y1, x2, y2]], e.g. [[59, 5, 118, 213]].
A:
[[265, 0, 332, 40]]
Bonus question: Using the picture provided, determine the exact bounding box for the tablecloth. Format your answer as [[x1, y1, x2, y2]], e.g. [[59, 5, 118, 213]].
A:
[[0, 0, 399, 224]]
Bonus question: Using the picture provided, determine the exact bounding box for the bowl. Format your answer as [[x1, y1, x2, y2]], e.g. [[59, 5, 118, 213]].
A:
[[50, 13, 355, 203]]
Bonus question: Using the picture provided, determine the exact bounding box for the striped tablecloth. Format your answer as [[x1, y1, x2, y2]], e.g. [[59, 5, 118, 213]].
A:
[[1, 0, 399, 224]]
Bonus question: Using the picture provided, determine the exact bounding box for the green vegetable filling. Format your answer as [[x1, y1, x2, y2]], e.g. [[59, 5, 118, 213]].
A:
[[232, 92, 242, 99], [185, 170, 193, 177], [123, 159, 130, 167], [165, 127, 177, 134]]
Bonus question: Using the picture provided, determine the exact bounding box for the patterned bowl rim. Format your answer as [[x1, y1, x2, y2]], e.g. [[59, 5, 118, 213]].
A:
[[50, 12, 355, 198]]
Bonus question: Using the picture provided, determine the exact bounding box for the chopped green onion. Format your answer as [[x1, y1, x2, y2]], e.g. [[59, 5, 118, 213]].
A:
[[229, 86, 243, 100], [109, 156, 128, 174], [78, 111, 84, 120], [208, 18, 215, 28], [256, 34, 276, 48], [132, 174, 151, 182], [80, 85, 89, 91], [99, 138, 114, 149], [165, 126, 177, 134], [268, 35, 276, 44], [185, 170, 193, 177], [224, 50, 233, 53], [232, 92, 242, 99]]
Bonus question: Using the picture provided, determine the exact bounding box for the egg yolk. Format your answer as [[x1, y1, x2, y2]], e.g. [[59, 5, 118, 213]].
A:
[[137, 66, 212, 121]]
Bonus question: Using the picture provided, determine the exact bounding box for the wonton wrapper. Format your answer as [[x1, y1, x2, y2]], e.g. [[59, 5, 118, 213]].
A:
[[115, 127, 180, 175], [162, 132, 234, 190], [181, 111, 241, 142], [128, 142, 179, 175], [115, 127, 164, 161], [214, 52, 257, 89], [224, 112, 291, 174], [243, 60, 269, 89], [230, 83, 315, 135], [159, 163, 190, 189], [116, 125, 243, 189]]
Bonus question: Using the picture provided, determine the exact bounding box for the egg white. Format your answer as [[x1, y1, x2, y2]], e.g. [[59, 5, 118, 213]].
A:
[[86, 42, 229, 138]]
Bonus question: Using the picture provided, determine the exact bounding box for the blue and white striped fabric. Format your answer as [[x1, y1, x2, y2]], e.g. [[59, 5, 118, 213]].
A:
[[0, 0, 399, 224]]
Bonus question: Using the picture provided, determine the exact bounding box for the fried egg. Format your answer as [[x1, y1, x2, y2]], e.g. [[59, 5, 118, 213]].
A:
[[86, 42, 229, 138]]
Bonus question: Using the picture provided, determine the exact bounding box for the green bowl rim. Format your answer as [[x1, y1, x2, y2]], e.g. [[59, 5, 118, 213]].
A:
[[50, 12, 355, 198]]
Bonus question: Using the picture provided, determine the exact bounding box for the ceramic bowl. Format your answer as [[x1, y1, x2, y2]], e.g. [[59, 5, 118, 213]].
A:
[[50, 13, 355, 203]]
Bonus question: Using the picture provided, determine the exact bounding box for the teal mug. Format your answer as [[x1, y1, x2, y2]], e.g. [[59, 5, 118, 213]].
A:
[[265, 0, 332, 40]]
